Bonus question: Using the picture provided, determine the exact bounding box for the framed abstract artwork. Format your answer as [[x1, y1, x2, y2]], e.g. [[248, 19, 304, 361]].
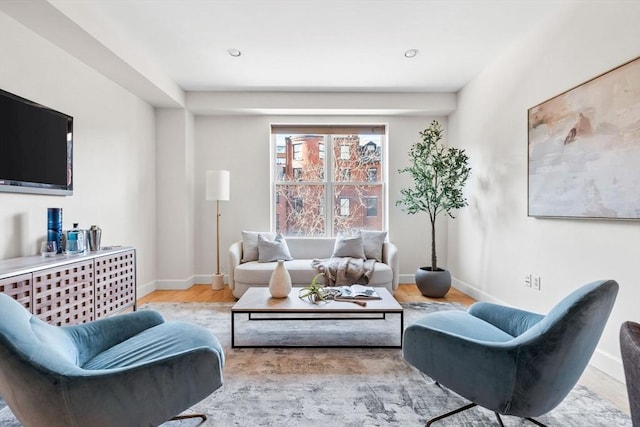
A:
[[528, 56, 640, 219]]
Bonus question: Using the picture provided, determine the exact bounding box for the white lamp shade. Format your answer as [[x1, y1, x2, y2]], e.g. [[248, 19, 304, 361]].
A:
[[206, 170, 230, 201]]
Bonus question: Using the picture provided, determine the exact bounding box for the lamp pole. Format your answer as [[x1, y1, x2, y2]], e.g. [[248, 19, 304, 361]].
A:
[[216, 199, 221, 275], [206, 170, 230, 290]]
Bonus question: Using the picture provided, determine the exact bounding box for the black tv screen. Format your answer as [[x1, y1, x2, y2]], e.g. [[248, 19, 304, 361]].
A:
[[0, 88, 73, 196]]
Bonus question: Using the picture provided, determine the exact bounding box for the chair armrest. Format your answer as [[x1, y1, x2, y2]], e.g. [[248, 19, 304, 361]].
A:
[[228, 240, 243, 290], [382, 241, 399, 290], [468, 302, 544, 337], [63, 310, 166, 365], [403, 318, 518, 412]]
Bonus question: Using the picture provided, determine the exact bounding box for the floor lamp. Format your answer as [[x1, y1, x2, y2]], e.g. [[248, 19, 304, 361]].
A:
[[206, 170, 230, 290]]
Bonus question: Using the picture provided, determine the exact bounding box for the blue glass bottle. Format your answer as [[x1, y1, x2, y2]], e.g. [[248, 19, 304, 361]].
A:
[[47, 208, 63, 254], [65, 223, 86, 254]]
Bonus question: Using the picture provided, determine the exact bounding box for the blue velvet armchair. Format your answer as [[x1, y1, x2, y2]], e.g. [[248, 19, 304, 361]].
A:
[[0, 293, 224, 427], [621, 321, 640, 427], [403, 279, 618, 426]]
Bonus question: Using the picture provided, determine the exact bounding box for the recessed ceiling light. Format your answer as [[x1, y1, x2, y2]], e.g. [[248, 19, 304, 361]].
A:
[[227, 48, 241, 57], [404, 49, 419, 58]]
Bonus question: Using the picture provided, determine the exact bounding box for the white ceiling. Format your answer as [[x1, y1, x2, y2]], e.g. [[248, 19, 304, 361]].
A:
[[0, 0, 579, 110], [51, 0, 574, 93]]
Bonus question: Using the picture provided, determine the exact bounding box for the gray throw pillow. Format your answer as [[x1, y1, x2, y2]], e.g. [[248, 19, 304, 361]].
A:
[[331, 233, 366, 259], [241, 231, 276, 263], [360, 230, 387, 262], [258, 233, 293, 262]]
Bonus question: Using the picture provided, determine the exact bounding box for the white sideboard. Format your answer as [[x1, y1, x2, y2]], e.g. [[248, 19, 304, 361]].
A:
[[0, 247, 136, 325]]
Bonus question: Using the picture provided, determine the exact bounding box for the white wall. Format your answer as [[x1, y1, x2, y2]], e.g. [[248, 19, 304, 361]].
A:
[[448, 1, 640, 381], [154, 108, 195, 291], [193, 114, 449, 282], [0, 12, 157, 288]]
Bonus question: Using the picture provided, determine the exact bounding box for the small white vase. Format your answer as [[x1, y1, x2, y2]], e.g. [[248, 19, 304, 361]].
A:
[[269, 260, 292, 298]]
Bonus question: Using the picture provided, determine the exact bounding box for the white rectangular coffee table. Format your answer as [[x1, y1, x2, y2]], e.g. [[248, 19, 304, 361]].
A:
[[231, 287, 404, 348]]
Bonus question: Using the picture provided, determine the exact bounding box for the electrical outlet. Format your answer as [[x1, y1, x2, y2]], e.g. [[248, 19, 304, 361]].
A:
[[533, 276, 541, 290], [524, 274, 532, 287]]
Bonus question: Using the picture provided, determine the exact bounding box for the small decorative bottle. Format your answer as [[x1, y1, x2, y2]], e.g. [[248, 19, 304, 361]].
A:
[[269, 260, 292, 298], [65, 223, 86, 254]]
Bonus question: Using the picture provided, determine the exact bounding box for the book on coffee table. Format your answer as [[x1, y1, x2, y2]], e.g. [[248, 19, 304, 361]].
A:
[[328, 285, 381, 300]]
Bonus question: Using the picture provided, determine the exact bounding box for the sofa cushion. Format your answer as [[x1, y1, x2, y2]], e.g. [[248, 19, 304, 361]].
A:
[[235, 259, 317, 285], [285, 238, 335, 259], [331, 233, 366, 259], [258, 233, 293, 262], [361, 230, 387, 262], [241, 231, 275, 262], [234, 259, 393, 287]]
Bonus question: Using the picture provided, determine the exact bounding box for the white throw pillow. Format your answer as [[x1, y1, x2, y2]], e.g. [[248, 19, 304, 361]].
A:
[[258, 233, 293, 262], [331, 232, 366, 259], [241, 231, 276, 263], [360, 230, 387, 262]]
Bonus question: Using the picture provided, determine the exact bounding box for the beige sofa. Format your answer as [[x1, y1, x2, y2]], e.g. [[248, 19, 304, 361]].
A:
[[228, 236, 399, 299]]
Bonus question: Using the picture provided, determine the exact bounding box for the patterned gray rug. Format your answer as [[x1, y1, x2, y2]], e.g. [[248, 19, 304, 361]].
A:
[[0, 301, 631, 426]]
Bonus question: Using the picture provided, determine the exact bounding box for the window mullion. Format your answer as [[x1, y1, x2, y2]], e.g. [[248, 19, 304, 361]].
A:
[[326, 135, 334, 237]]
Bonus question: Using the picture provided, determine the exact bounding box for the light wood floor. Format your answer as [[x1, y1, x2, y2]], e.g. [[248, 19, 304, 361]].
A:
[[137, 283, 477, 305], [137, 283, 630, 416]]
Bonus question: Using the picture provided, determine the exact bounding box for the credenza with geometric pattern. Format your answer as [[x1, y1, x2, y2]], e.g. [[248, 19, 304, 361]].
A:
[[0, 247, 136, 326]]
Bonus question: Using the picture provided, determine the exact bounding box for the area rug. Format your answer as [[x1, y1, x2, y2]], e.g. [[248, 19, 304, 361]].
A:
[[0, 302, 631, 426]]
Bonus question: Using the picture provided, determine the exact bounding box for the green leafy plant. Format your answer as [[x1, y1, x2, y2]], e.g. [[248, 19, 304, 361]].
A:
[[396, 120, 471, 271], [298, 273, 329, 304]]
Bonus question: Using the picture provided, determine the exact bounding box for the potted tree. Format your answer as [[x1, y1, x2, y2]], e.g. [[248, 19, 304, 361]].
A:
[[396, 120, 471, 297]]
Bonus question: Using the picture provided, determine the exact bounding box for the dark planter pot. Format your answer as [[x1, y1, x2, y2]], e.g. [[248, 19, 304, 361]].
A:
[[415, 267, 451, 298]]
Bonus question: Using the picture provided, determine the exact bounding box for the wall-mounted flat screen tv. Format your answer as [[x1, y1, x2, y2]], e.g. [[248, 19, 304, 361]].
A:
[[0, 88, 73, 196]]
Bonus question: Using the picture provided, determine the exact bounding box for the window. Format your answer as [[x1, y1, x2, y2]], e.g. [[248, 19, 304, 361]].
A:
[[365, 197, 377, 217], [339, 168, 351, 181], [272, 125, 385, 236], [293, 143, 302, 160], [339, 197, 350, 216], [340, 145, 350, 160]]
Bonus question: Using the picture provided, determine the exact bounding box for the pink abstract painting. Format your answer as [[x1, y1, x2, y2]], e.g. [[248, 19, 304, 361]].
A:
[[528, 56, 640, 219]]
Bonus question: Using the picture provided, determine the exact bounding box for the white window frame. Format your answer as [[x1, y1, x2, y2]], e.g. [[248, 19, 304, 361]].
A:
[[293, 143, 302, 160], [340, 144, 350, 160], [367, 168, 377, 182], [339, 197, 350, 216], [271, 125, 387, 237], [365, 197, 378, 217]]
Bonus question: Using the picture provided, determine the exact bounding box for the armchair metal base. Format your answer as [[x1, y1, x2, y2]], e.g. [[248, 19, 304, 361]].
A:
[[170, 414, 207, 425], [425, 403, 548, 427]]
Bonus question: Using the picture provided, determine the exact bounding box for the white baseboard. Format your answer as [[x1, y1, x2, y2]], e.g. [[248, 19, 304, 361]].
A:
[[137, 275, 228, 298], [137, 280, 157, 298], [451, 277, 507, 305], [590, 348, 625, 383], [154, 276, 195, 291], [398, 273, 415, 284], [194, 274, 229, 285], [401, 274, 506, 306]]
